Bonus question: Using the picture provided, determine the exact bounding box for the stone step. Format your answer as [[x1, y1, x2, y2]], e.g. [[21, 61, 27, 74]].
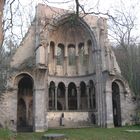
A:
[[42, 134, 68, 140]]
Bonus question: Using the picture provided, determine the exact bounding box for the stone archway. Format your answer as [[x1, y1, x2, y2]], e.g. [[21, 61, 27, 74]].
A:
[[49, 81, 55, 110], [57, 82, 65, 110], [68, 82, 77, 110], [112, 82, 121, 127], [17, 74, 33, 131], [80, 81, 87, 110], [89, 80, 96, 110]]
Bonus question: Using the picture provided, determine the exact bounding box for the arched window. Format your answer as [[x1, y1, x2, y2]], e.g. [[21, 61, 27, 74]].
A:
[[80, 81, 88, 110], [89, 80, 96, 110], [78, 43, 85, 65], [112, 81, 121, 127], [68, 44, 76, 66], [57, 44, 64, 65], [68, 82, 77, 110], [57, 82, 65, 110], [87, 39, 92, 59], [50, 41, 55, 60], [87, 40, 92, 52], [49, 81, 55, 110]]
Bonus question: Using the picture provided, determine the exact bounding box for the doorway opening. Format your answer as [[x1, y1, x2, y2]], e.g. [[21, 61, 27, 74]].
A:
[[112, 82, 122, 127], [17, 75, 33, 131]]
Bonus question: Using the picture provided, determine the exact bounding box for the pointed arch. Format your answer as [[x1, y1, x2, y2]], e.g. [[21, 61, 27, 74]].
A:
[[80, 81, 88, 110], [17, 74, 33, 131], [112, 81, 122, 127]]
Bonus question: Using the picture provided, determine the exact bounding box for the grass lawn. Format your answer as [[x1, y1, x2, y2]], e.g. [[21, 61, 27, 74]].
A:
[[0, 125, 140, 140]]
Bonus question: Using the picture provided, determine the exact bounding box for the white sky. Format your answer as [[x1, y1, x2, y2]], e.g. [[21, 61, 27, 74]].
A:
[[7, 0, 140, 45], [21, 0, 140, 30]]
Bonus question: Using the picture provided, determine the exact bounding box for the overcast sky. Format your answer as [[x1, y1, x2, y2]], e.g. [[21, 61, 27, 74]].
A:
[[21, 0, 140, 30], [9, 0, 140, 44]]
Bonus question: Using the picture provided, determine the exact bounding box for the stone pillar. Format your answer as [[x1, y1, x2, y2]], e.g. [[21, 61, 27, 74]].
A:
[[55, 87, 57, 110], [91, 89, 93, 109], [47, 44, 49, 67], [94, 48, 106, 127], [34, 70, 47, 132], [64, 46, 68, 75], [34, 88, 45, 132], [65, 87, 68, 110], [54, 44, 57, 75], [106, 90, 114, 127], [10, 88, 17, 131], [77, 87, 80, 110]]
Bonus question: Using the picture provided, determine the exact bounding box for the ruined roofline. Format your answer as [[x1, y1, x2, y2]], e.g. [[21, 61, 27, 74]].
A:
[[36, 3, 107, 22]]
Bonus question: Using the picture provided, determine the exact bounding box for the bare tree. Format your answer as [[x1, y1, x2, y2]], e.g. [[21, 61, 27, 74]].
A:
[[0, 0, 5, 48], [109, 2, 140, 95]]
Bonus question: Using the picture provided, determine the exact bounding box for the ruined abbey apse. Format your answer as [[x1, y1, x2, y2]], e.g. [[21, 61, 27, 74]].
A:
[[0, 4, 136, 132]]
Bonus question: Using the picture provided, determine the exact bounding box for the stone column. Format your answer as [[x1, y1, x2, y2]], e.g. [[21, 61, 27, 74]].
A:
[[34, 88, 45, 132], [106, 89, 114, 127], [55, 87, 57, 110], [54, 44, 57, 75], [91, 89, 93, 109], [10, 88, 18, 131], [65, 87, 68, 110], [76, 56, 79, 75], [47, 44, 49, 67], [77, 87, 80, 110], [33, 70, 47, 132], [94, 48, 106, 127], [64, 46, 68, 75]]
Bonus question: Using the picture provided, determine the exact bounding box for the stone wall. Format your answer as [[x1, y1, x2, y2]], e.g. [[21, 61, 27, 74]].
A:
[[10, 25, 35, 68], [47, 112, 95, 128], [0, 91, 17, 130]]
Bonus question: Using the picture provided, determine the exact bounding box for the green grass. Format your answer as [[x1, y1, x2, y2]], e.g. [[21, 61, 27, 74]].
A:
[[0, 128, 15, 140], [0, 125, 140, 140]]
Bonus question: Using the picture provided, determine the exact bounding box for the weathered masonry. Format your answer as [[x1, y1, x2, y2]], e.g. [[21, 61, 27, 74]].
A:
[[0, 4, 136, 132]]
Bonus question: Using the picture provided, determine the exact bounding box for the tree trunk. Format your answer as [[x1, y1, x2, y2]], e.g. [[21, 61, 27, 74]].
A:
[[75, 0, 79, 17], [0, 0, 5, 48]]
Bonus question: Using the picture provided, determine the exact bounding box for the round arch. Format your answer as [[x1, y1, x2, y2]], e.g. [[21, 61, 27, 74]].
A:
[[88, 80, 96, 110], [80, 81, 88, 110], [68, 82, 77, 110], [57, 82, 66, 110], [49, 81, 55, 110], [17, 74, 34, 131]]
